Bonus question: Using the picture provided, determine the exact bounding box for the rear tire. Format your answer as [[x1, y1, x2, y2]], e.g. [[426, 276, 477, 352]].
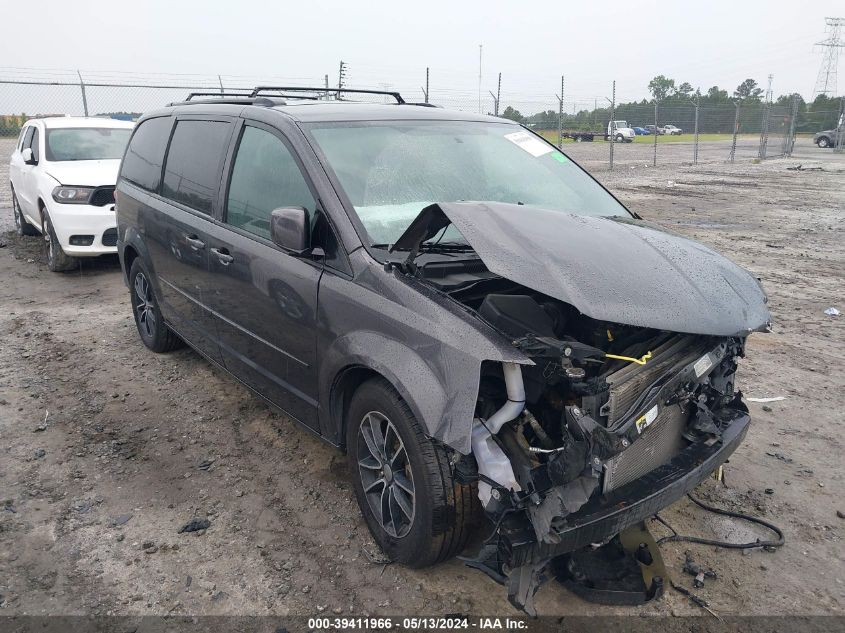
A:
[[817, 136, 831, 148], [12, 189, 39, 236], [128, 258, 184, 352], [42, 213, 77, 272], [346, 378, 478, 568]]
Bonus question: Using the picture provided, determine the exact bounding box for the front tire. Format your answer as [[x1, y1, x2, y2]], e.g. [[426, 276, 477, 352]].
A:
[[42, 213, 77, 272], [128, 258, 184, 352], [817, 136, 831, 148], [347, 378, 478, 568], [615, 134, 624, 143], [12, 189, 39, 236]]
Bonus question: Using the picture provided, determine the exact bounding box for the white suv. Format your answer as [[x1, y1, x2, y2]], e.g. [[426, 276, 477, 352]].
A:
[[9, 116, 134, 271]]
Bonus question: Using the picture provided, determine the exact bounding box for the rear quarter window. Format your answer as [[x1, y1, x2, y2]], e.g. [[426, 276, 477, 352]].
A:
[[120, 116, 173, 192]]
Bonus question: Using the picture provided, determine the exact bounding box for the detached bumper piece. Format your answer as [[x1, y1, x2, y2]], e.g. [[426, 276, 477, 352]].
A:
[[554, 521, 667, 606], [462, 411, 749, 615]]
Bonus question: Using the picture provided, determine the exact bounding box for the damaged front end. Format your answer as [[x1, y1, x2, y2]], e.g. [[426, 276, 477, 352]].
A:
[[456, 301, 752, 614], [388, 201, 768, 614]]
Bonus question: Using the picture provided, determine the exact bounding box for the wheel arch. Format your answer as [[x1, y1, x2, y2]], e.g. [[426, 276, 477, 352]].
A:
[[319, 334, 458, 452], [329, 364, 385, 451]]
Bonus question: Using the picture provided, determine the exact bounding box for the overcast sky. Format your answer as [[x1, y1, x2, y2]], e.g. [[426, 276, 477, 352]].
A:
[[2, 0, 842, 114]]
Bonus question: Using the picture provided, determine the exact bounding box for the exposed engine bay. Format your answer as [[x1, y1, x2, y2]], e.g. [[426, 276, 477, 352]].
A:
[[425, 267, 751, 613], [384, 201, 767, 614]]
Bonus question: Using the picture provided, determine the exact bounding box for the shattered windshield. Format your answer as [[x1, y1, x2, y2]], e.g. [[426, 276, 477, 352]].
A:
[[307, 120, 628, 246]]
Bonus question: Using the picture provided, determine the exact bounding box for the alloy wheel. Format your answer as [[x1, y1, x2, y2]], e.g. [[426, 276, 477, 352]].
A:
[[133, 272, 157, 339], [357, 411, 416, 538]]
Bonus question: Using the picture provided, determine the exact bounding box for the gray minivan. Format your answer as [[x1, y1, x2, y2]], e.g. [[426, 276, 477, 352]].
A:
[[115, 87, 770, 613]]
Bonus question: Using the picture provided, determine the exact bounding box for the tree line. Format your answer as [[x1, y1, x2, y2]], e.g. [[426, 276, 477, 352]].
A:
[[500, 76, 844, 134]]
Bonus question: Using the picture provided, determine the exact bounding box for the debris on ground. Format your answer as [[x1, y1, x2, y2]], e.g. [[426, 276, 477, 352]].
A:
[[361, 545, 392, 565], [670, 581, 721, 620], [178, 518, 211, 534], [837, 510, 845, 520], [824, 307, 840, 317], [682, 551, 718, 589], [33, 448, 46, 459], [786, 164, 824, 171], [765, 452, 794, 463], [746, 396, 786, 403], [110, 514, 133, 527]]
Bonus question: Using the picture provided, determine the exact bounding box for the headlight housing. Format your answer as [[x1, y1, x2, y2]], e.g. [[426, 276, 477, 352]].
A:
[[52, 186, 95, 204]]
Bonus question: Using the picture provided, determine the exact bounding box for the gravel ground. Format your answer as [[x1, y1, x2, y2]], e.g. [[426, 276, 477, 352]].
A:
[[0, 136, 843, 618]]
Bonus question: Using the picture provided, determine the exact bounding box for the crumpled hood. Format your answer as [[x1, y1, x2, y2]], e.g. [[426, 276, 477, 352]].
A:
[[44, 159, 121, 187], [393, 202, 771, 337]]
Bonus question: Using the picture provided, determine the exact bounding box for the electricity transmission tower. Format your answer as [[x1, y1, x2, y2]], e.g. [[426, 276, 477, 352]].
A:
[[813, 17, 845, 97]]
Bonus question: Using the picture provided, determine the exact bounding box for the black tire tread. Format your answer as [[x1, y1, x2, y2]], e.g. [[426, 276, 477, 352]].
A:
[[128, 259, 184, 353], [43, 213, 78, 272], [12, 188, 39, 236], [349, 378, 479, 568]]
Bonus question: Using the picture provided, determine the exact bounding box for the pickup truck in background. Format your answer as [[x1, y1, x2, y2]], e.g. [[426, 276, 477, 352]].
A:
[[662, 124, 683, 135]]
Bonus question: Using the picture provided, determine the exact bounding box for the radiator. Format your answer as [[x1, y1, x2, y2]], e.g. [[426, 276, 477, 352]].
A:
[[601, 335, 706, 494]]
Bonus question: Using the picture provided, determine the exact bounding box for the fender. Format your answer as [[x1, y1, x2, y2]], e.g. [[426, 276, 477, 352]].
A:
[[321, 330, 490, 455]]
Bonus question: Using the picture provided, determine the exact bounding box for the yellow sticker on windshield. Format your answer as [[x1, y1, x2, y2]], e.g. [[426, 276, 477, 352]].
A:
[[504, 131, 554, 157]]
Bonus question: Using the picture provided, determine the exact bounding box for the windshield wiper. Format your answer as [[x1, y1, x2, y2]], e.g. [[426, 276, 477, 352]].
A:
[[373, 240, 474, 253]]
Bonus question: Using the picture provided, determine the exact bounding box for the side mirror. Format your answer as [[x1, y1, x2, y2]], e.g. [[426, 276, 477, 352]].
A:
[[270, 206, 310, 254], [22, 147, 36, 165]]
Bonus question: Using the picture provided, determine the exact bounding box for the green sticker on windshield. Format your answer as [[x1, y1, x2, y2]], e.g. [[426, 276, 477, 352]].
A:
[[551, 152, 568, 163]]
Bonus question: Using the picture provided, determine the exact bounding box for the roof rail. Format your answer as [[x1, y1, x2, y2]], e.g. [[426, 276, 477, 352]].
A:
[[167, 96, 283, 107], [250, 86, 405, 104], [185, 91, 252, 100]]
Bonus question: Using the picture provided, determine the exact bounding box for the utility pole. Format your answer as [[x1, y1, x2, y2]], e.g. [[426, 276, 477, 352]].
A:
[[218, 75, 224, 94], [765, 73, 774, 104], [324, 74, 329, 100], [478, 44, 483, 114], [337, 60, 347, 95], [813, 17, 845, 97]]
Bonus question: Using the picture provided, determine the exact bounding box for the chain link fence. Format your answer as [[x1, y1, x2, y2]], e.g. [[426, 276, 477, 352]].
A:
[[2, 73, 843, 176]]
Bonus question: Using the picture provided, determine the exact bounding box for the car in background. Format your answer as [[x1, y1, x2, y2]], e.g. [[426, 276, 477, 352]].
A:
[[644, 124, 663, 135], [662, 124, 683, 135], [8, 116, 134, 271], [814, 123, 843, 148], [632, 126, 650, 135]]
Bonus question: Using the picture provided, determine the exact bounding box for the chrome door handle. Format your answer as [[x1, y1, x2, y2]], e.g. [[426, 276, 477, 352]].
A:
[[185, 235, 205, 250], [211, 247, 234, 265]]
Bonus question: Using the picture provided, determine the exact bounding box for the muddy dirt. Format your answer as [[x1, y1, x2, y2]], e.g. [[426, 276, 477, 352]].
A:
[[0, 139, 843, 618]]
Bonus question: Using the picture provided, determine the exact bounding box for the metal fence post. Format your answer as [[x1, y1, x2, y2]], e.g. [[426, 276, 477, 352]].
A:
[[496, 72, 502, 117], [77, 70, 89, 116], [782, 98, 797, 156], [557, 75, 564, 149], [835, 97, 845, 154], [730, 103, 740, 162], [609, 80, 615, 170], [652, 101, 658, 167], [693, 101, 700, 164], [425, 67, 430, 104], [758, 102, 770, 159]]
